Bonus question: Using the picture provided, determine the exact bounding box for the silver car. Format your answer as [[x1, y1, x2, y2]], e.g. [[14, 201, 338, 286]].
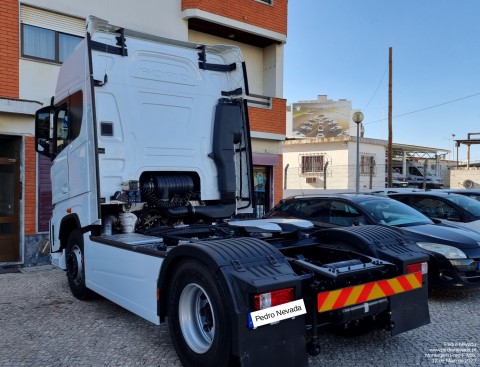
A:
[[301, 125, 313, 132], [330, 126, 342, 132], [292, 131, 305, 137], [327, 120, 338, 126], [316, 133, 325, 138], [318, 125, 324, 132]]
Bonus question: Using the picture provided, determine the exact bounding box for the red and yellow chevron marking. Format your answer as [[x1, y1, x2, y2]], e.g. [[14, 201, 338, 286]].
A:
[[317, 272, 423, 313]]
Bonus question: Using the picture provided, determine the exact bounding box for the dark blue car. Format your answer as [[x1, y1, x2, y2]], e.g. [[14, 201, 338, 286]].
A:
[[265, 194, 480, 289]]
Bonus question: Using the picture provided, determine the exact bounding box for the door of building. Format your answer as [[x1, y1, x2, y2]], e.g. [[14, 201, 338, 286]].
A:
[[253, 166, 270, 218], [0, 136, 20, 262]]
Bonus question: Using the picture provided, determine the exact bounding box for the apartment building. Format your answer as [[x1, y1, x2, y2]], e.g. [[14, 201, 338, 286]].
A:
[[0, 0, 288, 267]]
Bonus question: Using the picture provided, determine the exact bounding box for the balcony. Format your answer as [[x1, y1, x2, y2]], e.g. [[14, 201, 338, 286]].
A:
[[182, 0, 287, 47]]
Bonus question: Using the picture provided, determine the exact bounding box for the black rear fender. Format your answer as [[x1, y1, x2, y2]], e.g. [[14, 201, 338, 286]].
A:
[[158, 238, 307, 366], [313, 225, 430, 274]]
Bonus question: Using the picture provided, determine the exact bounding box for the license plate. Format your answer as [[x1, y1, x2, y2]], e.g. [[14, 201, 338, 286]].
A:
[[249, 299, 306, 328]]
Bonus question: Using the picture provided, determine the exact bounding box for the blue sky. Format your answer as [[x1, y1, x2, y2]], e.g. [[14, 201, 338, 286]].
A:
[[284, 0, 480, 160]]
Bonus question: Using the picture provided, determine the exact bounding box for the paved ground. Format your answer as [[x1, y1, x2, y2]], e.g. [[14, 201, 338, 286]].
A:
[[0, 269, 478, 366]]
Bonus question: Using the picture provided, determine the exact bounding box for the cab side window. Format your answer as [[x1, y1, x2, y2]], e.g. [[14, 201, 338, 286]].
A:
[[54, 90, 83, 155], [412, 197, 457, 219], [329, 201, 365, 226]]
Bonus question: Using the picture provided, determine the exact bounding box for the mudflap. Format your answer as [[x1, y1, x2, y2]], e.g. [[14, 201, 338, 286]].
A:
[[240, 333, 308, 367], [389, 286, 430, 336], [236, 313, 307, 367]]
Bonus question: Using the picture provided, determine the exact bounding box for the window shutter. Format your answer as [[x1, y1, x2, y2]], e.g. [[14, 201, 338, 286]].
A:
[[21, 5, 85, 37]]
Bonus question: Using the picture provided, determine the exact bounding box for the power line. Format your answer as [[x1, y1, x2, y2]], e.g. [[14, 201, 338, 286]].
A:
[[364, 92, 480, 125], [363, 64, 388, 112]]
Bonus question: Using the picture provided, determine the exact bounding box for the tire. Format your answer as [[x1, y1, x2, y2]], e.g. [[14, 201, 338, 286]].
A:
[[167, 259, 236, 367], [66, 230, 94, 300]]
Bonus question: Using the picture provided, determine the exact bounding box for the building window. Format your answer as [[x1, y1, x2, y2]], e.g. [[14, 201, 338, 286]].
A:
[[22, 24, 83, 63], [360, 155, 376, 175], [301, 155, 324, 174], [306, 177, 317, 184]]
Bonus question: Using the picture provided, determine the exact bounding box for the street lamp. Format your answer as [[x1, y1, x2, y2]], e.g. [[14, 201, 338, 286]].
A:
[[352, 111, 364, 194]]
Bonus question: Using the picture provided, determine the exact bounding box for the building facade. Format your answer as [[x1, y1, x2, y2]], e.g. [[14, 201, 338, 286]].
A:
[[0, 0, 287, 267], [283, 136, 387, 197]]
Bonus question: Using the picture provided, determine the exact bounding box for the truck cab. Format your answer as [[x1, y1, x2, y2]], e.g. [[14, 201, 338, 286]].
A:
[[35, 16, 254, 259]]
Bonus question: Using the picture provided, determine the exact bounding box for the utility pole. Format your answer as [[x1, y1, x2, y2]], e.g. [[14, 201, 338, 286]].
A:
[[452, 134, 456, 162], [387, 47, 393, 188], [381, 108, 384, 140]]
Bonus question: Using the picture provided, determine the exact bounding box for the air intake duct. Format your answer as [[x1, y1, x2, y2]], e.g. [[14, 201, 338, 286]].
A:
[[165, 99, 243, 219], [142, 98, 242, 219]]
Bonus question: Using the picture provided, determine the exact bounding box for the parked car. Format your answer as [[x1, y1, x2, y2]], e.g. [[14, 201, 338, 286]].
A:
[[385, 172, 409, 188], [327, 120, 338, 126], [359, 188, 425, 195], [301, 125, 313, 132], [265, 194, 480, 288], [330, 126, 342, 132], [392, 160, 443, 189], [303, 121, 314, 126], [388, 191, 480, 233], [316, 115, 324, 119], [318, 126, 324, 132], [337, 131, 348, 137], [316, 133, 325, 138], [436, 189, 480, 202], [291, 131, 305, 137]]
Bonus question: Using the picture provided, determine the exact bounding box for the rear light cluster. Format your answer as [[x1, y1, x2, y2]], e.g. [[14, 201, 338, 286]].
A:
[[407, 262, 428, 275], [254, 288, 294, 310]]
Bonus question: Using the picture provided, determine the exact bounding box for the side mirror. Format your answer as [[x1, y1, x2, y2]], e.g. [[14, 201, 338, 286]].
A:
[[35, 106, 52, 158], [353, 219, 368, 226], [446, 213, 462, 222]]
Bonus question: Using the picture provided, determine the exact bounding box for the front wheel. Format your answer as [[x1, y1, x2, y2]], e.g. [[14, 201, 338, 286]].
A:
[[66, 230, 94, 300], [167, 259, 236, 367]]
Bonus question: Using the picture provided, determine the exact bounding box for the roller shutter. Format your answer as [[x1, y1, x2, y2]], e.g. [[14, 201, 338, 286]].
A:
[[21, 5, 85, 36]]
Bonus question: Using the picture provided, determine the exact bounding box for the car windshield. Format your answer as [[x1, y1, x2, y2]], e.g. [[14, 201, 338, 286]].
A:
[[417, 167, 433, 176], [359, 199, 433, 226], [446, 195, 480, 217]]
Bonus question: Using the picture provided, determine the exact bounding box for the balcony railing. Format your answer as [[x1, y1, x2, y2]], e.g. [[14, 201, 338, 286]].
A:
[[245, 93, 271, 108]]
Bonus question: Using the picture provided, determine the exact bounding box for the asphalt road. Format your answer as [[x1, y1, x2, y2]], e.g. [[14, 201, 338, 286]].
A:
[[0, 269, 478, 366]]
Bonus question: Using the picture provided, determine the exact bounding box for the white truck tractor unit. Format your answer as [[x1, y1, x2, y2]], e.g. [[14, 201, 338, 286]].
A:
[[35, 16, 430, 367], [393, 160, 443, 189]]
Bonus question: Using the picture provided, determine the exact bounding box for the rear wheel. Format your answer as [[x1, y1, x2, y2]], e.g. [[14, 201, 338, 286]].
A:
[[66, 230, 93, 300], [167, 259, 236, 367]]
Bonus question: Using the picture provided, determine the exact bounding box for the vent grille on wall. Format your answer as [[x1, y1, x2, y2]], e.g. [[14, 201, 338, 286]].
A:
[[21, 5, 85, 37]]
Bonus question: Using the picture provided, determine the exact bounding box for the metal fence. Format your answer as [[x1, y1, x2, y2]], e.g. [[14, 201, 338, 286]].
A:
[[284, 163, 386, 191]]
